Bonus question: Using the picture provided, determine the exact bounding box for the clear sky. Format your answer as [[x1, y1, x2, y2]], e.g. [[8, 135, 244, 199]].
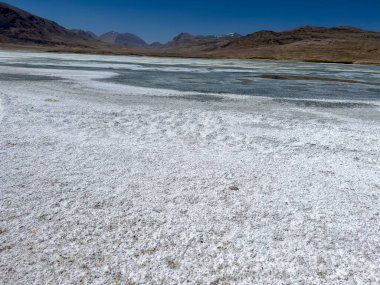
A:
[[5, 0, 380, 43]]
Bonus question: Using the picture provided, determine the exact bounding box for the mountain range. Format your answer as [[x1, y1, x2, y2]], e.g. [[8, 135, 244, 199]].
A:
[[0, 2, 108, 48], [1, 2, 380, 64]]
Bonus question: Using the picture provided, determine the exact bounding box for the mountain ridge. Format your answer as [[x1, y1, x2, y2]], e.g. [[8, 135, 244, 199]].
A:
[[1, 2, 380, 64], [0, 2, 108, 48], [99, 31, 148, 48]]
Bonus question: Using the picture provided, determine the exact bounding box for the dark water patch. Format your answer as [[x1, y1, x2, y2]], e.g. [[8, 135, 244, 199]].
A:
[[0, 73, 60, 81], [0, 62, 105, 72], [102, 70, 380, 101], [257, 74, 380, 86], [178, 95, 225, 102], [304, 59, 354, 64], [152, 94, 225, 102], [238, 78, 254, 85], [273, 99, 375, 108], [102, 70, 254, 94], [368, 88, 380, 93]]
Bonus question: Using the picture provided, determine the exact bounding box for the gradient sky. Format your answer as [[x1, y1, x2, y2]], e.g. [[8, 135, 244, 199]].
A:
[[5, 0, 380, 43]]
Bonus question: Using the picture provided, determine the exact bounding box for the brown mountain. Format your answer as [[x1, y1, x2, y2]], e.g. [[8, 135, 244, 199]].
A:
[[70, 29, 98, 40], [161, 32, 241, 52], [211, 26, 380, 64], [150, 26, 380, 64], [0, 2, 107, 48], [225, 26, 367, 47], [1, 2, 380, 64], [99, 31, 148, 48]]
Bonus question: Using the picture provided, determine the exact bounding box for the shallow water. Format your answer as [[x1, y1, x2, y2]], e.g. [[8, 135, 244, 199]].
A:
[[1, 51, 380, 100]]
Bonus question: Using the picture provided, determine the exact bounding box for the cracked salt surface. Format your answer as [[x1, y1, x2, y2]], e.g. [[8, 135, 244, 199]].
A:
[[0, 51, 380, 284]]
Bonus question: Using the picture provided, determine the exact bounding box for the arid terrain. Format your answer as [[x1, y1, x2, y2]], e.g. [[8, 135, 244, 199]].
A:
[[1, 2, 380, 64]]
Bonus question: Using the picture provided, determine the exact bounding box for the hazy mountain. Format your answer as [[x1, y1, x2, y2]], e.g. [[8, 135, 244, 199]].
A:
[[160, 32, 241, 51], [70, 29, 98, 40], [0, 2, 107, 48], [149, 41, 164, 49], [99, 31, 147, 48]]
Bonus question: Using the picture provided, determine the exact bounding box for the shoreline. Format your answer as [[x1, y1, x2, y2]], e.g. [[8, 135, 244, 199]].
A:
[[1, 44, 380, 66]]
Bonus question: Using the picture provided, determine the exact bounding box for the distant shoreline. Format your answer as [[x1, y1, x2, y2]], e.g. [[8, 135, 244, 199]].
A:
[[1, 44, 380, 66]]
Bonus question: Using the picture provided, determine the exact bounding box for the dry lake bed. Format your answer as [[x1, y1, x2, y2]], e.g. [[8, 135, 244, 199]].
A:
[[0, 51, 379, 284]]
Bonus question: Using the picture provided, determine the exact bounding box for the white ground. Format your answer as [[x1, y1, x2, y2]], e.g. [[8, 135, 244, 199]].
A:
[[1, 54, 380, 284]]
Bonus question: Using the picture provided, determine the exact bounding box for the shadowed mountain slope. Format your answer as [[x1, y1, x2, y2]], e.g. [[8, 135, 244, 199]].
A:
[[0, 2, 107, 48]]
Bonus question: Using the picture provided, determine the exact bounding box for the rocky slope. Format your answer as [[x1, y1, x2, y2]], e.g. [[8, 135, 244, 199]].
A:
[[225, 26, 372, 47], [212, 26, 380, 63], [0, 2, 107, 48], [99, 31, 148, 48], [161, 32, 241, 52], [70, 29, 98, 40]]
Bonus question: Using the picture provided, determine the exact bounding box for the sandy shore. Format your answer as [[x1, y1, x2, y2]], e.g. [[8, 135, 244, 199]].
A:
[[1, 52, 380, 284]]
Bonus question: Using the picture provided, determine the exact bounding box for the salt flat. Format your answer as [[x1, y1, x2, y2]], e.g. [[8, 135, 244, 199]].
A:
[[0, 51, 379, 284]]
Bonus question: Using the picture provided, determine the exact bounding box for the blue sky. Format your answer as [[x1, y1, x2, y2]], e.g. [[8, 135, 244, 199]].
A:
[[5, 0, 380, 43]]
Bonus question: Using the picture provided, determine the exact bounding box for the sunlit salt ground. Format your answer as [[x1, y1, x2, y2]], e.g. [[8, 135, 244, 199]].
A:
[[0, 51, 379, 284]]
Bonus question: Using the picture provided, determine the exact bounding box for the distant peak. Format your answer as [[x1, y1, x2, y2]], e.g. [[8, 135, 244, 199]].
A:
[[294, 25, 325, 30], [331, 26, 365, 32], [103, 31, 118, 35], [226, 32, 241, 37], [216, 32, 241, 38], [99, 31, 147, 48], [173, 32, 193, 41]]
